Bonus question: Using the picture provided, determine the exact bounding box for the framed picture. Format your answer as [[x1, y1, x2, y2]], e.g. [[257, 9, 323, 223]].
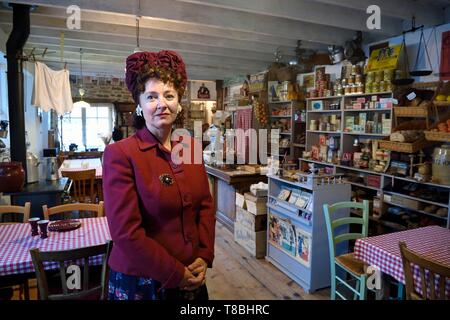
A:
[[298, 72, 315, 92]]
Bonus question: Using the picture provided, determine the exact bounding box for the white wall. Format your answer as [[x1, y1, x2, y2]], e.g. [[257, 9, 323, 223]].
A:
[[23, 62, 49, 179], [364, 23, 450, 82]]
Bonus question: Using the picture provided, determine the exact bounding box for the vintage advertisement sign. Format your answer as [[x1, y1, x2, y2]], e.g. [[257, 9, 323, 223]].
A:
[[365, 44, 402, 72]]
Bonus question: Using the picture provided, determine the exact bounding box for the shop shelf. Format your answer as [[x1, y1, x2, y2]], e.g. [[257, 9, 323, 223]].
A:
[[384, 200, 448, 221], [383, 191, 448, 208]]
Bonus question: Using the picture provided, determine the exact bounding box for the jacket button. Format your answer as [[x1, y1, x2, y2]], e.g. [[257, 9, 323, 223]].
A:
[[186, 235, 193, 241]]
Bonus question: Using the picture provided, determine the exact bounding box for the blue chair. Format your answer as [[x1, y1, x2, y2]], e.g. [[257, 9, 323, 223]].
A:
[[323, 200, 369, 300]]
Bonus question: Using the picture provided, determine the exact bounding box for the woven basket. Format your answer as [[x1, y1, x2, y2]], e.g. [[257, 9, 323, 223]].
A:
[[424, 130, 450, 142], [378, 138, 431, 153], [394, 106, 429, 117]]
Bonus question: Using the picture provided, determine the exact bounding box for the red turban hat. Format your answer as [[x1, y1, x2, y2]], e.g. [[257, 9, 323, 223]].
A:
[[125, 50, 187, 104]]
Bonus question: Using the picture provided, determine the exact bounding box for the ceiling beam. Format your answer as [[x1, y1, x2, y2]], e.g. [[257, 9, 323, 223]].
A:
[[22, 44, 269, 71], [5, 0, 358, 45], [24, 6, 327, 51], [176, 0, 401, 36], [313, 0, 446, 27], [42, 60, 250, 80], [0, 11, 309, 56]]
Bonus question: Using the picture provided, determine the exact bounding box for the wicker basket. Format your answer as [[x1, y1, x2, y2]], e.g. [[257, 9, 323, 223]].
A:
[[378, 120, 433, 153], [394, 106, 429, 117], [378, 138, 431, 153], [424, 130, 450, 142]]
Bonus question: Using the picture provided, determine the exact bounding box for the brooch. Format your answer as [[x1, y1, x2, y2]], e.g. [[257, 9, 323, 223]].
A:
[[159, 174, 174, 186]]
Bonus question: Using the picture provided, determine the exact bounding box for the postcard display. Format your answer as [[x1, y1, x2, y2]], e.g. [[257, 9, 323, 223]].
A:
[[266, 174, 351, 293]]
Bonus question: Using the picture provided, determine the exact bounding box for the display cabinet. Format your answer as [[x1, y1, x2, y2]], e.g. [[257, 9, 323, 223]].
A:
[[266, 174, 351, 293]]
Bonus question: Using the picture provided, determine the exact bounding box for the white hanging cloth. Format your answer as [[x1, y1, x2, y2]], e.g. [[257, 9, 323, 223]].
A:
[[32, 61, 73, 115]]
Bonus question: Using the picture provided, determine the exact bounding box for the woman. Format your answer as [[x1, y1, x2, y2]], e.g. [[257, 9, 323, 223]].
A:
[[103, 50, 216, 300]]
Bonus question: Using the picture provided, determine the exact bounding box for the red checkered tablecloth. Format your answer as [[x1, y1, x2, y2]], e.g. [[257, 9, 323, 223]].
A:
[[354, 225, 450, 298], [0, 217, 111, 276]]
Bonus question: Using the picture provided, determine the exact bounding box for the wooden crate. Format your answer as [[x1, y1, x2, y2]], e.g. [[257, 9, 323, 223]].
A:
[[236, 206, 267, 232], [244, 192, 267, 215], [234, 221, 267, 258]]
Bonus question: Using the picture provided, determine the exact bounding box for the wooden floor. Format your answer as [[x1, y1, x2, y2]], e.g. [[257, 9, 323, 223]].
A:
[[11, 221, 330, 300]]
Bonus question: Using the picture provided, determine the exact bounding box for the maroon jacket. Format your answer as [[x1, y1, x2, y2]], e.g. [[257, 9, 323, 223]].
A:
[[102, 127, 215, 288]]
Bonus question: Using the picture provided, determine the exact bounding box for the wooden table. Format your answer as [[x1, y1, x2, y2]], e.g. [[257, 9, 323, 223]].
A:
[[205, 165, 267, 232], [4, 178, 69, 219]]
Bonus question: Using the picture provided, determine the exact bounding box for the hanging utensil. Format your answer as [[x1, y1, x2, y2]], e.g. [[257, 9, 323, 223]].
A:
[[410, 27, 433, 76], [392, 33, 415, 85]]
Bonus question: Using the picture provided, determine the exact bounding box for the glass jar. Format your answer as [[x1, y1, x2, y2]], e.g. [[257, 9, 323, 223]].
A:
[[375, 70, 384, 83], [365, 82, 372, 94], [372, 82, 380, 93], [384, 69, 394, 82]]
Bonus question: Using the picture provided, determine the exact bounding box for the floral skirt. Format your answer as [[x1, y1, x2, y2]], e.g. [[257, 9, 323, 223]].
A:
[[108, 268, 209, 301]]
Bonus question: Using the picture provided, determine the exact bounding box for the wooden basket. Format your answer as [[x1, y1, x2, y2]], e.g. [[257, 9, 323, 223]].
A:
[[424, 113, 450, 142], [394, 106, 429, 117], [432, 81, 450, 107], [378, 120, 433, 153], [378, 138, 431, 153]]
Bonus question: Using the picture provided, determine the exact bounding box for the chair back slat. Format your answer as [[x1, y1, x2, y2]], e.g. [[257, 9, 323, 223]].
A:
[[439, 276, 446, 299], [399, 241, 450, 300], [62, 169, 96, 203], [29, 240, 113, 300], [429, 272, 436, 299], [83, 257, 89, 290], [59, 261, 68, 295], [43, 202, 104, 221], [331, 217, 364, 229], [0, 202, 31, 223]]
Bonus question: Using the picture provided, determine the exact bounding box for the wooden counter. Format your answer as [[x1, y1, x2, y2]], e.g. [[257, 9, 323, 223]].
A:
[[4, 178, 69, 219], [205, 165, 267, 232]]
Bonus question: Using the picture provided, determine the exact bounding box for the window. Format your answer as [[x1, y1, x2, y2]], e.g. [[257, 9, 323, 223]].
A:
[[61, 103, 113, 151]]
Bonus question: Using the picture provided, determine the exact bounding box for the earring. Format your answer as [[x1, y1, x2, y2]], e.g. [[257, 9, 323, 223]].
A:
[[177, 104, 182, 114], [136, 104, 143, 117]]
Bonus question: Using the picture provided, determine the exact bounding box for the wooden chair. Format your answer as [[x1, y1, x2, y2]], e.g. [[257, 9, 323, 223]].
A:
[[399, 241, 450, 300], [323, 200, 369, 300], [0, 202, 31, 300], [29, 240, 113, 300], [61, 169, 97, 203], [42, 202, 104, 221], [0, 202, 30, 224]]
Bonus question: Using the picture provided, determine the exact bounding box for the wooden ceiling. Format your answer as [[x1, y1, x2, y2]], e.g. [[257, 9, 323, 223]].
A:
[[1, 0, 449, 80]]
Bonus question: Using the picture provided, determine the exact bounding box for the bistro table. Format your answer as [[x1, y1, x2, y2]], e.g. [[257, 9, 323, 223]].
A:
[[0, 217, 111, 277], [354, 225, 450, 299]]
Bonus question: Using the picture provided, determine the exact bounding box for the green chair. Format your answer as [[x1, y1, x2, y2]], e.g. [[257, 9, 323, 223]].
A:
[[323, 200, 369, 300]]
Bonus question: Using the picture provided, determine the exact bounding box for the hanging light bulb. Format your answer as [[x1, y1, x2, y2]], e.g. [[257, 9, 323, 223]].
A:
[[73, 48, 90, 108], [133, 16, 142, 53], [133, 0, 142, 53]]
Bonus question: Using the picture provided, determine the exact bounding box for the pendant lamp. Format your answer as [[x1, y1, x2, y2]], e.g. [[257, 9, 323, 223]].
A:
[[73, 48, 90, 108]]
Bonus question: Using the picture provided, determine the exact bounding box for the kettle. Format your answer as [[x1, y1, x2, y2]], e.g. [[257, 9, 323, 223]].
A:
[[26, 152, 40, 183]]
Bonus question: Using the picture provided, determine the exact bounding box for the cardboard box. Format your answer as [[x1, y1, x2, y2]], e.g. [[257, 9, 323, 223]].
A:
[[236, 206, 267, 232], [236, 192, 246, 209], [234, 221, 267, 258], [244, 192, 267, 215]]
